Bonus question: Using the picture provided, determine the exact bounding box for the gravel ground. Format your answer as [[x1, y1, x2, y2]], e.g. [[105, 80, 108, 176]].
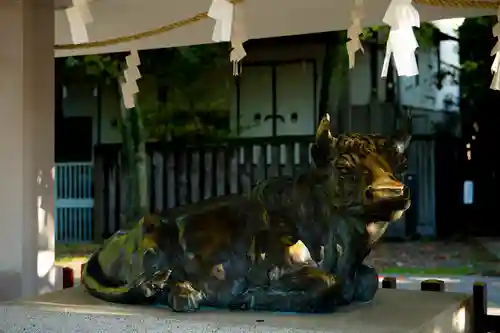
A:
[[365, 240, 500, 274]]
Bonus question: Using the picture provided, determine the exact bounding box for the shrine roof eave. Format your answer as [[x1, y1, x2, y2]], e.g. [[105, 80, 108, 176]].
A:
[[54, 0, 494, 57]]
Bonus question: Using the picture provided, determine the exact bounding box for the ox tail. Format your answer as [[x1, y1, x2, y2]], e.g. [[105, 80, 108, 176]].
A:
[[81, 251, 153, 304]]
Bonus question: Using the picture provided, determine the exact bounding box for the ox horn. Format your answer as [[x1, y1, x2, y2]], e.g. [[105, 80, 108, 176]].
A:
[[312, 114, 337, 167], [393, 109, 412, 154], [315, 113, 336, 146]]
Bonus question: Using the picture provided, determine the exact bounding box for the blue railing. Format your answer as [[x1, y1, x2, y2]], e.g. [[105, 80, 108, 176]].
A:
[[55, 162, 94, 243]]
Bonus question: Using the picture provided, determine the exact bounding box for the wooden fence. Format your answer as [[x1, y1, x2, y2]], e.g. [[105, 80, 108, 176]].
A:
[[91, 135, 439, 242], [93, 135, 315, 240]]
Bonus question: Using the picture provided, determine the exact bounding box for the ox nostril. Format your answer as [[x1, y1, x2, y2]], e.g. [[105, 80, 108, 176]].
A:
[[367, 182, 405, 199], [389, 188, 404, 195], [365, 189, 373, 201], [403, 185, 410, 197]]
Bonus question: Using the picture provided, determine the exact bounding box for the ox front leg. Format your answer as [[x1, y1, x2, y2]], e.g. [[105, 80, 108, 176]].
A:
[[352, 264, 379, 303], [166, 281, 205, 312]]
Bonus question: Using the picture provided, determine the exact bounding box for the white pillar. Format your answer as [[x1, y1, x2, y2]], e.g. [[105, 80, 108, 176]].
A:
[[0, 0, 59, 301]]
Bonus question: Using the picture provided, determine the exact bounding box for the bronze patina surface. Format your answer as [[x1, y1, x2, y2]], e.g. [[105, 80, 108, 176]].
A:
[[82, 114, 411, 313]]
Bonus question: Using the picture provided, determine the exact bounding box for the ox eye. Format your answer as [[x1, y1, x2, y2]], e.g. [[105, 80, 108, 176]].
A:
[[397, 154, 407, 165], [395, 155, 408, 171], [335, 158, 351, 172], [397, 164, 408, 174]]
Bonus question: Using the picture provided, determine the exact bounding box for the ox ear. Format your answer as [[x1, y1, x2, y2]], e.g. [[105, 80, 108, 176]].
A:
[[143, 214, 161, 232], [393, 109, 412, 154], [315, 114, 336, 149]]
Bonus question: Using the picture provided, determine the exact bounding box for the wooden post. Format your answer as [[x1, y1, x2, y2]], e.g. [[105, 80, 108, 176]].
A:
[[472, 282, 487, 333], [381, 277, 397, 289], [93, 146, 105, 242], [80, 263, 86, 284], [62, 267, 74, 289], [420, 279, 445, 292]]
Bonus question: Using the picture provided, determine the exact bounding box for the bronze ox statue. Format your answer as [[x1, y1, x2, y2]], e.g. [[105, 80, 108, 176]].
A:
[[82, 113, 411, 313]]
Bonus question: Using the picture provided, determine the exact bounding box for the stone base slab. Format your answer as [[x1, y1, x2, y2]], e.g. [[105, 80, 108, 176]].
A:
[[0, 286, 471, 332]]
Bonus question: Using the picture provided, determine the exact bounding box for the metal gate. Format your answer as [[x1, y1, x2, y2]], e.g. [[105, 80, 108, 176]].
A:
[[55, 162, 94, 243]]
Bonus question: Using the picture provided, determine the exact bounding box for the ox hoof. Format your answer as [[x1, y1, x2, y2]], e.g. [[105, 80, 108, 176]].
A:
[[353, 265, 378, 303], [168, 282, 204, 312]]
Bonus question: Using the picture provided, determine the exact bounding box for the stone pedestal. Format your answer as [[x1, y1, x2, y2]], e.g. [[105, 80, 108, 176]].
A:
[[0, 287, 471, 332], [0, 0, 59, 301]]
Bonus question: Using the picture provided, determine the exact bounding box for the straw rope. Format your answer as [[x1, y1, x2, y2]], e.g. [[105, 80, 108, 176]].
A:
[[55, 12, 209, 50], [55, 0, 498, 51], [414, 0, 499, 8]]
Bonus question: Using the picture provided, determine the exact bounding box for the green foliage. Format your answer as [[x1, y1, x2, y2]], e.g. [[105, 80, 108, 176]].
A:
[[415, 23, 440, 50], [459, 16, 496, 100], [361, 25, 389, 41], [139, 44, 227, 87], [139, 44, 231, 141], [361, 22, 439, 50], [142, 105, 231, 142], [461, 60, 479, 73], [62, 44, 230, 141], [63, 53, 125, 84]]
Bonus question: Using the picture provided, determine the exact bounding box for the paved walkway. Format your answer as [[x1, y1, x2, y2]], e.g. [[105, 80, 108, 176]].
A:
[[478, 238, 500, 255]]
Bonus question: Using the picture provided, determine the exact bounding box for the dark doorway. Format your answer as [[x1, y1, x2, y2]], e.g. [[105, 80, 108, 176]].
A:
[[236, 60, 317, 137], [55, 117, 93, 162]]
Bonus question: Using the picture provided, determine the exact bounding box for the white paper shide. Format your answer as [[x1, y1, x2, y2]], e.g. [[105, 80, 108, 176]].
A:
[[208, 0, 248, 75], [65, 0, 93, 44], [347, 0, 365, 69], [381, 0, 420, 78], [121, 50, 142, 109], [491, 7, 500, 90]]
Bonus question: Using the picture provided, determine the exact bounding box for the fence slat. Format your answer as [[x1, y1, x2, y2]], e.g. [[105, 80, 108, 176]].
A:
[[186, 148, 193, 204], [243, 144, 254, 190], [93, 151, 105, 242], [149, 151, 156, 212], [210, 148, 218, 198], [224, 146, 232, 195], [270, 144, 280, 178], [162, 152, 169, 210], [256, 144, 267, 181]]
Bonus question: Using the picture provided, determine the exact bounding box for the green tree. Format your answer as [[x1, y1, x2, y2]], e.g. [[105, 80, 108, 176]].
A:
[[138, 44, 230, 141], [62, 45, 228, 227], [64, 52, 149, 223]]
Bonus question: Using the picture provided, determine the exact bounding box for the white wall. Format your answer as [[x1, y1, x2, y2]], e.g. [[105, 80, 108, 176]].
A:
[[398, 48, 440, 111], [398, 18, 462, 135]]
